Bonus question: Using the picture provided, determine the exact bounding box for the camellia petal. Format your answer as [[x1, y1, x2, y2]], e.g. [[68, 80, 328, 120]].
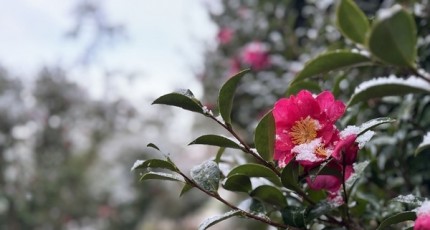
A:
[[273, 90, 347, 168]]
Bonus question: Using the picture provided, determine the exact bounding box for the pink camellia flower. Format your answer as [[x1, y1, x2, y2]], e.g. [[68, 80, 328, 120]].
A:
[[415, 201, 430, 230], [217, 27, 234, 45], [273, 90, 346, 168], [241, 41, 271, 70]]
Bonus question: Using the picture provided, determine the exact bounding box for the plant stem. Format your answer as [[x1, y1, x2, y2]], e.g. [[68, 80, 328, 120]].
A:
[[206, 113, 281, 177], [341, 152, 351, 223], [176, 170, 298, 230]]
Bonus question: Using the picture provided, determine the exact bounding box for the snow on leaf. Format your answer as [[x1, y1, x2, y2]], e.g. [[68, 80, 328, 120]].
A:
[[417, 201, 430, 215], [392, 194, 424, 207], [346, 161, 370, 190], [191, 160, 221, 193], [198, 210, 241, 230], [354, 75, 430, 94], [349, 75, 430, 105], [416, 132, 430, 155], [131, 160, 145, 171]]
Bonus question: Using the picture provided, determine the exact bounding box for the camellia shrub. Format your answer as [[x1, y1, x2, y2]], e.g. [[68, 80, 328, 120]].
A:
[[133, 1, 430, 229]]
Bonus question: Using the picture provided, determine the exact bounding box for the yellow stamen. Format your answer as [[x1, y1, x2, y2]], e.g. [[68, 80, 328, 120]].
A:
[[290, 117, 318, 145], [316, 146, 329, 158]]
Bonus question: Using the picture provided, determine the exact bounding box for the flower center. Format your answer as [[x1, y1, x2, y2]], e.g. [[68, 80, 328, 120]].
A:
[[290, 117, 318, 145], [315, 146, 329, 158]]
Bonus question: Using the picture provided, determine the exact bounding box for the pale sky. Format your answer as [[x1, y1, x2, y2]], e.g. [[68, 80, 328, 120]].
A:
[[0, 0, 217, 102]]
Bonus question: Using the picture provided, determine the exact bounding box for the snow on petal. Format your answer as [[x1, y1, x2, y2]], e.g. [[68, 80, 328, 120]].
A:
[[293, 138, 322, 162]]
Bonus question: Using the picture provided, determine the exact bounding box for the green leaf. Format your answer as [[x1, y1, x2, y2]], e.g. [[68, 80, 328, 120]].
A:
[[376, 211, 417, 230], [147, 143, 161, 151], [190, 160, 221, 193], [357, 117, 396, 136], [336, 0, 369, 44], [415, 132, 430, 156], [180, 183, 194, 197], [254, 111, 275, 161], [198, 210, 241, 230], [306, 201, 336, 222], [214, 147, 226, 164], [348, 76, 430, 106], [152, 89, 203, 114], [223, 174, 252, 193], [249, 199, 266, 215], [281, 161, 299, 190], [250, 185, 287, 208], [131, 159, 177, 172], [346, 161, 370, 191], [285, 81, 322, 96], [218, 69, 250, 125], [139, 172, 184, 182], [290, 50, 371, 85], [368, 5, 417, 67], [281, 206, 307, 228], [227, 163, 281, 186], [189, 135, 242, 149]]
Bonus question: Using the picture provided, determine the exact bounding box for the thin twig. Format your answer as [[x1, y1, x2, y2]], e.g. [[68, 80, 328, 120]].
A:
[[176, 170, 298, 230]]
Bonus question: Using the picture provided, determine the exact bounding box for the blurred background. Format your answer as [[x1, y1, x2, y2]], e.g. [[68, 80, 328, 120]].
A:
[[1, 0, 429, 229]]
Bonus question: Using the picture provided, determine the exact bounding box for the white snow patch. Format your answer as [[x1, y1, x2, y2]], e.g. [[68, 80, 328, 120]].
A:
[[131, 160, 145, 171], [377, 4, 403, 20], [417, 201, 430, 216], [357, 131, 375, 149], [396, 194, 418, 203], [340, 126, 360, 139], [354, 75, 430, 94], [418, 132, 430, 149], [294, 138, 322, 162]]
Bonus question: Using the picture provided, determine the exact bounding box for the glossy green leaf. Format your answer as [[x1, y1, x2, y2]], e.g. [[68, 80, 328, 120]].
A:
[[290, 50, 371, 85], [285, 80, 321, 96], [198, 210, 241, 230], [250, 185, 287, 208], [189, 135, 242, 149], [336, 0, 369, 44], [190, 160, 221, 193], [376, 211, 416, 230], [415, 132, 430, 156], [254, 111, 275, 161], [227, 163, 281, 186], [223, 174, 252, 193], [147, 143, 161, 151], [214, 147, 226, 164], [139, 172, 184, 182], [306, 201, 336, 222], [131, 159, 177, 172], [368, 5, 417, 67], [348, 77, 430, 106], [152, 89, 203, 114], [180, 183, 194, 197], [358, 117, 396, 136], [281, 161, 299, 190], [249, 199, 266, 214], [218, 69, 250, 125], [281, 206, 307, 228]]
